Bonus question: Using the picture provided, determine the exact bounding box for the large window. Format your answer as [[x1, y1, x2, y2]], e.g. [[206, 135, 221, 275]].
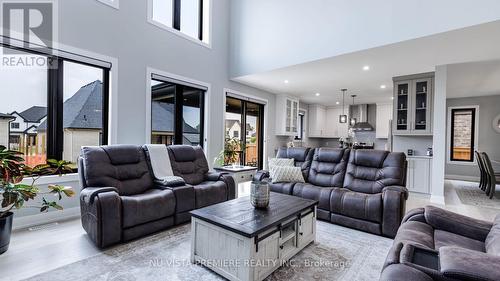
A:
[[450, 107, 477, 162], [150, 77, 205, 147], [150, 0, 210, 44], [0, 46, 110, 169], [225, 96, 264, 169]]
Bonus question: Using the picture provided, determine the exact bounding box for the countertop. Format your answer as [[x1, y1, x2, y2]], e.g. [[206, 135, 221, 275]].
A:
[[406, 155, 433, 159]]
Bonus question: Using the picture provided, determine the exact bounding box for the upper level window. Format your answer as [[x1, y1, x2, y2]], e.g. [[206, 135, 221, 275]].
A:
[[449, 107, 478, 162], [150, 0, 210, 46], [10, 122, 19, 129]]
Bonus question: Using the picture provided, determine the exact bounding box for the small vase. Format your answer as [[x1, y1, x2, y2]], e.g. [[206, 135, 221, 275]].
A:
[[0, 212, 13, 255], [250, 181, 270, 209]]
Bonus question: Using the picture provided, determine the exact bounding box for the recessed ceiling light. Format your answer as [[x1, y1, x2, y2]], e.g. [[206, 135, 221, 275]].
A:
[[284, 80, 289, 84], [391, 97, 394, 100], [380, 85, 387, 89], [315, 93, 320, 96], [336, 101, 340, 105], [363, 65, 370, 71]]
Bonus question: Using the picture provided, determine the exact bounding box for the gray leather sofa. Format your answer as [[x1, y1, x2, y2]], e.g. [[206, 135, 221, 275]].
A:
[[79, 144, 235, 248], [256, 147, 408, 238], [381, 206, 500, 281]]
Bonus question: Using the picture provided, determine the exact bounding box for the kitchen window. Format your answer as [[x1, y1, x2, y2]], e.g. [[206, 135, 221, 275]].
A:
[[149, 0, 210, 46]]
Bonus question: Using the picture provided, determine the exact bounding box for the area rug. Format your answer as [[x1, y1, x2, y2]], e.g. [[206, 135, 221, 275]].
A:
[[455, 184, 500, 210], [24, 221, 392, 281]]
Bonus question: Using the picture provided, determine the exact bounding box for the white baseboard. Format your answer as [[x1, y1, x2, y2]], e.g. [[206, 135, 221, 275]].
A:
[[430, 195, 445, 205], [12, 207, 81, 230], [445, 174, 480, 182]]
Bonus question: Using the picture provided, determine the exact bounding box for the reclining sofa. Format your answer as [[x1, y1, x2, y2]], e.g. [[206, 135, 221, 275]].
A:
[[78, 144, 235, 248], [380, 206, 500, 281], [256, 147, 408, 238]]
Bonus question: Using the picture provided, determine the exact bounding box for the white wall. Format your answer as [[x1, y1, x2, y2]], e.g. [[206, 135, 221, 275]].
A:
[[55, 0, 279, 164], [230, 0, 500, 77]]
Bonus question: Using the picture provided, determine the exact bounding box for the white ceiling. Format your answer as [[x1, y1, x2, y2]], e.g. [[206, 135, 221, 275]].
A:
[[233, 20, 500, 106], [447, 60, 500, 98]]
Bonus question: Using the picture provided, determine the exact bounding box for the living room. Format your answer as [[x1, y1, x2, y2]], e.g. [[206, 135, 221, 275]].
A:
[[0, 1, 500, 280]]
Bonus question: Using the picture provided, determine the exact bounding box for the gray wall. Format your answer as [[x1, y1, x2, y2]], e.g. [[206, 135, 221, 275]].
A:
[[13, 0, 281, 221], [230, 0, 500, 77], [445, 95, 500, 178]]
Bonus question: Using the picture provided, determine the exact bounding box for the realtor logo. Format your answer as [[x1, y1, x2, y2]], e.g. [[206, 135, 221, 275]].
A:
[[1, 1, 57, 68]]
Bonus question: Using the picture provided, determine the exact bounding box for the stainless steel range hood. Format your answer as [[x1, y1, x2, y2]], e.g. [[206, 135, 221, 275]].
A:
[[351, 104, 374, 131]]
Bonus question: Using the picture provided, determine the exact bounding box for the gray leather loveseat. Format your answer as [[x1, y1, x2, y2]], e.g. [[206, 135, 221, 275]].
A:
[[256, 147, 407, 238], [78, 144, 235, 248]]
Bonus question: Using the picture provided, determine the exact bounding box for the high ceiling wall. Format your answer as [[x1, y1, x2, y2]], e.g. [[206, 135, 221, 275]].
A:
[[230, 0, 500, 78]]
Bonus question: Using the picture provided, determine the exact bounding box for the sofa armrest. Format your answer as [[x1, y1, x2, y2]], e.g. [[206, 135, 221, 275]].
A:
[[439, 246, 500, 281], [253, 170, 270, 182], [219, 174, 236, 200], [154, 176, 186, 188], [402, 207, 426, 223], [380, 264, 433, 281], [205, 171, 226, 181], [381, 186, 408, 238], [424, 205, 492, 241], [80, 187, 119, 204], [80, 187, 121, 248]]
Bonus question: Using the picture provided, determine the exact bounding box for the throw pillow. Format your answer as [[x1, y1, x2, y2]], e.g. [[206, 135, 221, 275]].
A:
[[268, 157, 294, 179], [271, 166, 305, 183]]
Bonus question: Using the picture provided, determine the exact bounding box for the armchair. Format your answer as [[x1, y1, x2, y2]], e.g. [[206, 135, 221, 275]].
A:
[[381, 206, 500, 281]]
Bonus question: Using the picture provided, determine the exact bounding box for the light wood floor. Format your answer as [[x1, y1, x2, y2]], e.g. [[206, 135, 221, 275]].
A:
[[0, 180, 498, 281]]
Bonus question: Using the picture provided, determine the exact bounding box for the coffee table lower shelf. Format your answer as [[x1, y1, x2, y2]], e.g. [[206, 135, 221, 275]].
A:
[[190, 207, 316, 281]]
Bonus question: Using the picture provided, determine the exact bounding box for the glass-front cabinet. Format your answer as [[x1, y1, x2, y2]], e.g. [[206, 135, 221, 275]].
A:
[[276, 95, 299, 136], [393, 73, 434, 135]]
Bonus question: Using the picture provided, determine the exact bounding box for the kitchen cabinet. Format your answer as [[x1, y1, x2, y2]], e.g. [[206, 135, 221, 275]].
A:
[[393, 73, 434, 135], [308, 105, 348, 138], [276, 95, 299, 136], [376, 103, 393, 139], [406, 156, 431, 194]]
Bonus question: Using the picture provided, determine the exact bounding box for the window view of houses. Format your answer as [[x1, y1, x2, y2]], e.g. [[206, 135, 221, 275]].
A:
[[0, 59, 105, 168]]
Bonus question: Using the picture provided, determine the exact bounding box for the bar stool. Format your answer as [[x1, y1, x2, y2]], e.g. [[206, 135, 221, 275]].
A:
[[481, 152, 499, 199], [475, 151, 487, 191]]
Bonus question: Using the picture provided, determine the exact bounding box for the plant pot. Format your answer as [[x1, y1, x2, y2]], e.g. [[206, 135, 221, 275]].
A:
[[0, 212, 13, 255]]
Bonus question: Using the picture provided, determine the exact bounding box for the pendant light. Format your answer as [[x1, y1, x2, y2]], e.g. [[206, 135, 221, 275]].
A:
[[350, 95, 357, 126], [339, 89, 347, 123]]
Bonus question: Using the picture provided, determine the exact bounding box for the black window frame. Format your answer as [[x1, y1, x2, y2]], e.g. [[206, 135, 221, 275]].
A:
[[171, 0, 204, 41], [150, 77, 205, 148], [450, 107, 476, 162], [1, 43, 111, 166], [225, 96, 265, 169], [295, 112, 304, 140]]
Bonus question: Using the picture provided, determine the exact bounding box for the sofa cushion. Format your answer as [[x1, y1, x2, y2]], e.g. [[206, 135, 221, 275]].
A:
[[330, 188, 382, 223], [121, 189, 176, 228], [168, 145, 209, 185], [193, 181, 227, 208], [393, 221, 434, 249], [485, 214, 500, 255], [434, 230, 485, 252], [81, 145, 153, 196], [268, 182, 295, 195], [307, 148, 349, 187], [293, 183, 333, 211], [343, 150, 406, 194]]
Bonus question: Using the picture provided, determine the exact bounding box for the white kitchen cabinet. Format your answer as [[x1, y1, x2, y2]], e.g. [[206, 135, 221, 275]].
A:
[[308, 105, 347, 138], [276, 95, 299, 136], [376, 103, 393, 139], [406, 156, 431, 194], [393, 73, 434, 135], [308, 104, 326, 137]]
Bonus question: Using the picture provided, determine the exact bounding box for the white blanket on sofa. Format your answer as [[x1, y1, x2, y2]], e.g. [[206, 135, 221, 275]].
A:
[[144, 144, 174, 179]]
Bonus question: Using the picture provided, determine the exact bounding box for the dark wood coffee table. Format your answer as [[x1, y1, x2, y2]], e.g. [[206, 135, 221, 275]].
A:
[[190, 192, 317, 281]]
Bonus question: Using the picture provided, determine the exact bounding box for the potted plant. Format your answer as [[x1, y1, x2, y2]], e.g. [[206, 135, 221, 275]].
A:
[[0, 146, 75, 255]]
